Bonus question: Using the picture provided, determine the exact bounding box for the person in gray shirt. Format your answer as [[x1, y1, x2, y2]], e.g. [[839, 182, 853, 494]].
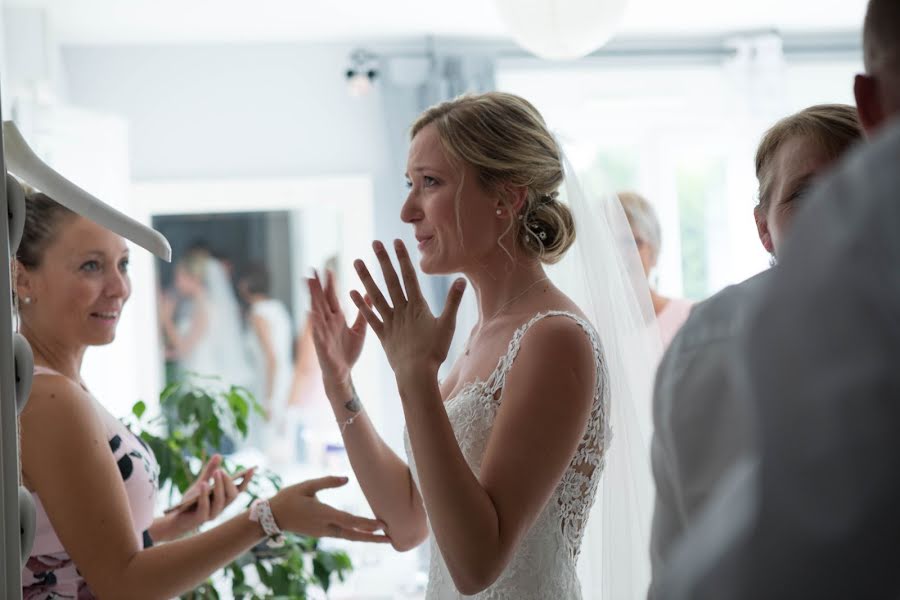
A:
[[657, 1, 900, 597], [648, 104, 863, 597]]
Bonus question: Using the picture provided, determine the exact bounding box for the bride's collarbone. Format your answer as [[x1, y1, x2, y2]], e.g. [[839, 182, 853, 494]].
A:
[[443, 315, 532, 401], [444, 302, 586, 401]]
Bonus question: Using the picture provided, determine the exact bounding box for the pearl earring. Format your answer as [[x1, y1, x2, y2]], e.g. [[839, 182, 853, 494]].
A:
[[23, 297, 32, 305], [496, 209, 502, 216]]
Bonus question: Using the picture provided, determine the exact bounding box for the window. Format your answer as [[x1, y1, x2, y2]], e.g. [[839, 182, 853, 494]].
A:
[[498, 38, 862, 300]]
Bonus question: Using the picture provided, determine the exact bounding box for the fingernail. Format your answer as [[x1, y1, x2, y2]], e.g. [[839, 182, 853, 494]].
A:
[[373, 240, 383, 252], [455, 279, 466, 290], [354, 260, 363, 270]]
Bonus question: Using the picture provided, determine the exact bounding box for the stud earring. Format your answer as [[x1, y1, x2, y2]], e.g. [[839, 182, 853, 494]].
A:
[[496, 209, 502, 216], [23, 297, 32, 305]]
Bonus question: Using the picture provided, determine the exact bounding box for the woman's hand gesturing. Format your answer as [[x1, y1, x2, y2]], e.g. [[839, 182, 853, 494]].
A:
[[269, 476, 390, 543], [306, 270, 368, 389], [350, 240, 466, 380]]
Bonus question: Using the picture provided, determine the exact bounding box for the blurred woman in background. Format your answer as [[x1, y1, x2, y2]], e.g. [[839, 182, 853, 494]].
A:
[[160, 246, 251, 389], [238, 261, 294, 455], [618, 191, 693, 348]]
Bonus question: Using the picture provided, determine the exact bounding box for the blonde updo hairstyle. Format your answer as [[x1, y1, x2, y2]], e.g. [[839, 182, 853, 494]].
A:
[[410, 92, 576, 265]]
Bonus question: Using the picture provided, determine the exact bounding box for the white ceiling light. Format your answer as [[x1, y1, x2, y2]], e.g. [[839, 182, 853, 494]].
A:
[[494, 0, 629, 60]]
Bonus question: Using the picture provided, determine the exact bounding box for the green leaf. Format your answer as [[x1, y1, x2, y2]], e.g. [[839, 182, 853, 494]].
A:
[[333, 550, 352, 570], [160, 380, 182, 402], [228, 562, 245, 585], [236, 414, 248, 438], [132, 400, 147, 420], [270, 564, 292, 595], [254, 562, 271, 587], [312, 556, 331, 592]]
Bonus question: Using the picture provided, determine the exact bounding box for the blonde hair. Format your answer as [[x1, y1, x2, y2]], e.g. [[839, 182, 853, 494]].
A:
[[178, 248, 210, 286], [410, 92, 576, 264], [618, 191, 661, 259], [755, 104, 863, 210]]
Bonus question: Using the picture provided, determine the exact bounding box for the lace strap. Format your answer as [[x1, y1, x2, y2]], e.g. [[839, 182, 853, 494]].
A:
[[485, 310, 601, 397]]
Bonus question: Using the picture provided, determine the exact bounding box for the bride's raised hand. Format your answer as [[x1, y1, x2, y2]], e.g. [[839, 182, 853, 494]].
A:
[[350, 240, 466, 379], [306, 269, 368, 388]]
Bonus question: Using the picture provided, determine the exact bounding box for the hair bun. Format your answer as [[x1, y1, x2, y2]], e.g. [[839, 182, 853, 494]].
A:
[[524, 196, 575, 265]]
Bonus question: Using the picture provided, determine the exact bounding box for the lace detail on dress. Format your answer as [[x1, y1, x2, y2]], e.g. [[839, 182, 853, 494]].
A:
[[405, 310, 610, 599]]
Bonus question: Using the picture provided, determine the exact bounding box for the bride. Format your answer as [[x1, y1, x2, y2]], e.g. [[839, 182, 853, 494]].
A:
[[160, 247, 251, 389], [307, 92, 658, 598]]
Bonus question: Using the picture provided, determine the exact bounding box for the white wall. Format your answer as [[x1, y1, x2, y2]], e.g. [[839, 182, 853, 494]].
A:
[[61, 43, 391, 175]]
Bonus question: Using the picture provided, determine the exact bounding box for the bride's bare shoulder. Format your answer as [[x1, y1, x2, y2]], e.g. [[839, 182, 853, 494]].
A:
[[511, 313, 596, 386]]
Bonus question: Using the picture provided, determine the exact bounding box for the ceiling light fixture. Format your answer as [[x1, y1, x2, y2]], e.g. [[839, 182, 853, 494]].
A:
[[345, 49, 379, 97], [493, 0, 629, 60]]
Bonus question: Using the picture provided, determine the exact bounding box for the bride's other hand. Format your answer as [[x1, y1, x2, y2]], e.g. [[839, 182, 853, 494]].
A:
[[306, 270, 368, 390], [351, 240, 465, 379]]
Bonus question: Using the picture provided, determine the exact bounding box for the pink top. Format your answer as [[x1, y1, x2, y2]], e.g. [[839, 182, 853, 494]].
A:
[[22, 366, 159, 600], [657, 297, 694, 349]]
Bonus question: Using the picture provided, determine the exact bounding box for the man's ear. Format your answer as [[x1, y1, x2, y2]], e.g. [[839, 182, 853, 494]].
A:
[[754, 205, 774, 255], [855, 73, 885, 137]]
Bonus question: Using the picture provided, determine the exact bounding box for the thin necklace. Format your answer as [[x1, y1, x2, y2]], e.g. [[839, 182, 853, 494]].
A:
[[465, 276, 550, 356]]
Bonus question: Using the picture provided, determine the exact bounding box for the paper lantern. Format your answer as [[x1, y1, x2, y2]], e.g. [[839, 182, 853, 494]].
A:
[[494, 0, 628, 60]]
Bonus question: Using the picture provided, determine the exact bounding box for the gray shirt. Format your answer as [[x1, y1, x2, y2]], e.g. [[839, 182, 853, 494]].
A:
[[648, 270, 769, 597], [657, 121, 900, 600]]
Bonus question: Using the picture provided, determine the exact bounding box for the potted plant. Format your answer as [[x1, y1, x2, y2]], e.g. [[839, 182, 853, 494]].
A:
[[130, 374, 353, 599]]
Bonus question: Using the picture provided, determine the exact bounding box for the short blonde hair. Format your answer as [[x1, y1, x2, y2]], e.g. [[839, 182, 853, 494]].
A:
[[410, 92, 575, 265], [618, 191, 661, 259], [755, 104, 863, 210]]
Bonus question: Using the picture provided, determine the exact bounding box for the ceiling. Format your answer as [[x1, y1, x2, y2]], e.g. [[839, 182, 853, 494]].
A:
[[7, 0, 868, 46]]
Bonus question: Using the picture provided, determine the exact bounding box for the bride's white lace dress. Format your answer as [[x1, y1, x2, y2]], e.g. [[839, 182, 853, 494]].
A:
[[405, 311, 610, 599]]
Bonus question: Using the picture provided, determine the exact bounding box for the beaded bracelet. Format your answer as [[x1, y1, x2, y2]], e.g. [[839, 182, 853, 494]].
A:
[[249, 498, 285, 547]]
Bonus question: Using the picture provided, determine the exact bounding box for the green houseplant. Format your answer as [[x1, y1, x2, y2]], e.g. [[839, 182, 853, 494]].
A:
[[129, 374, 353, 599]]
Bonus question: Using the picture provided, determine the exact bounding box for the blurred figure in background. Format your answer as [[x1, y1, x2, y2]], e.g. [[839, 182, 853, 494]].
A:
[[618, 191, 693, 348], [159, 246, 251, 389], [238, 261, 294, 456], [648, 103, 863, 598]]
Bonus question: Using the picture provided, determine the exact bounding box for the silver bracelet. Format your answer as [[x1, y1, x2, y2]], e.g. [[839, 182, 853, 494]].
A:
[[249, 498, 285, 547], [338, 410, 363, 433]]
